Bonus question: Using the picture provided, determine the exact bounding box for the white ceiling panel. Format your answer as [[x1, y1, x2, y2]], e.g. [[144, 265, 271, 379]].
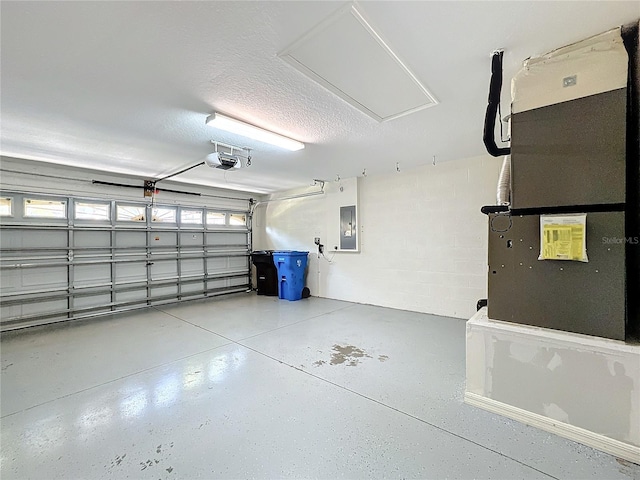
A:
[[280, 4, 437, 122]]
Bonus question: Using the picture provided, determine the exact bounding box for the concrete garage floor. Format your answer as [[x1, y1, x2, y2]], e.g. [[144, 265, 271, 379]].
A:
[[1, 295, 638, 479]]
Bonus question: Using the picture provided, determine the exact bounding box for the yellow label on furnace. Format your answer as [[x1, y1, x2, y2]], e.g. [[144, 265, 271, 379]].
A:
[[539, 214, 588, 262]]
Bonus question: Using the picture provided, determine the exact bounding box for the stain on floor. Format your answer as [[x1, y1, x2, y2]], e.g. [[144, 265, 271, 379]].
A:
[[135, 443, 176, 474], [313, 345, 390, 367], [105, 453, 127, 471], [330, 345, 371, 366]]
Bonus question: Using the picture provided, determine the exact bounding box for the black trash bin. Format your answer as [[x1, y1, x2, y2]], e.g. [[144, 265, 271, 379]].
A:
[[251, 250, 278, 296]]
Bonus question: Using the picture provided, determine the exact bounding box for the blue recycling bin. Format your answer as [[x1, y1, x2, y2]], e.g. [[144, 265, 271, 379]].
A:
[[273, 251, 309, 301]]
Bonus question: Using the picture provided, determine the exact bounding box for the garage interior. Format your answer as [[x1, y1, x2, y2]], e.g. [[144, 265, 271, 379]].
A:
[[1, 2, 640, 479]]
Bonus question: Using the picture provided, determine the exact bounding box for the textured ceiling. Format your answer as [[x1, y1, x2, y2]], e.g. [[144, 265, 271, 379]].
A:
[[1, 1, 639, 193]]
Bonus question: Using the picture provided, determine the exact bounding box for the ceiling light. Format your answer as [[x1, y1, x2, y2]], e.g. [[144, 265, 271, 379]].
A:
[[206, 112, 304, 151]]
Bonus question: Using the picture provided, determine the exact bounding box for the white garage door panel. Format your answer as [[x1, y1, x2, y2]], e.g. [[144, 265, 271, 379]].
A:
[[181, 259, 204, 276], [1, 305, 21, 320], [150, 232, 177, 246], [116, 289, 147, 303], [209, 257, 249, 274], [180, 232, 204, 246], [74, 230, 110, 248], [207, 257, 229, 273], [150, 259, 177, 280], [24, 230, 67, 248], [228, 257, 249, 270], [74, 294, 111, 309], [206, 232, 247, 246], [182, 282, 205, 294], [0, 270, 21, 293], [115, 231, 146, 247], [229, 277, 249, 287], [0, 230, 24, 249], [208, 278, 228, 290], [116, 263, 147, 282], [1, 191, 251, 330], [151, 286, 178, 303], [74, 264, 111, 286], [21, 299, 68, 316], [22, 266, 67, 288]]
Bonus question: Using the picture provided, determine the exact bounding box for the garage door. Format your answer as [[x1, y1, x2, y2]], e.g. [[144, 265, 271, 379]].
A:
[[0, 192, 251, 331]]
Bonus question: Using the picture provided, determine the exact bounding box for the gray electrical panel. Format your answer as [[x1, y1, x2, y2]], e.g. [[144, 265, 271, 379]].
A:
[[488, 212, 626, 340], [340, 205, 357, 250]]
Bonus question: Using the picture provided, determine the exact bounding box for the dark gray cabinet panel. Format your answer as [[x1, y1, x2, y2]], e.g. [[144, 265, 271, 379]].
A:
[[488, 212, 626, 340], [511, 89, 627, 209]]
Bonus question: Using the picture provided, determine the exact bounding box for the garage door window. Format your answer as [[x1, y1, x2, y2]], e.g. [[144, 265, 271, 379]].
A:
[[0, 197, 12, 216], [229, 213, 246, 226], [117, 205, 146, 222], [152, 207, 177, 223], [24, 198, 66, 218], [75, 202, 110, 221], [206, 211, 226, 226], [181, 209, 203, 224]]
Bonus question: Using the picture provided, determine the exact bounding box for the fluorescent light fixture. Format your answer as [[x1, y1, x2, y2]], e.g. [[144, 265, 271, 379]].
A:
[[206, 112, 304, 151]]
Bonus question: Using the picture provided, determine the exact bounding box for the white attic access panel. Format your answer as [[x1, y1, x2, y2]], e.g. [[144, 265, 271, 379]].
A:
[[279, 3, 438, 122]]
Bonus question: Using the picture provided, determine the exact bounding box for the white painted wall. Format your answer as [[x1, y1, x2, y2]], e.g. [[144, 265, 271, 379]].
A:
[[254, 154, 503, 319]]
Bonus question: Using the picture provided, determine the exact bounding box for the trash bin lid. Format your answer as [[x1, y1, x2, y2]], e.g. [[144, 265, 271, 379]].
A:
[[273, 251, 308, 256]]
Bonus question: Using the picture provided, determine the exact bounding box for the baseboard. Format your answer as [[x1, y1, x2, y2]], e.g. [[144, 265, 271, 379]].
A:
[[464, 391, 640, 465]]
